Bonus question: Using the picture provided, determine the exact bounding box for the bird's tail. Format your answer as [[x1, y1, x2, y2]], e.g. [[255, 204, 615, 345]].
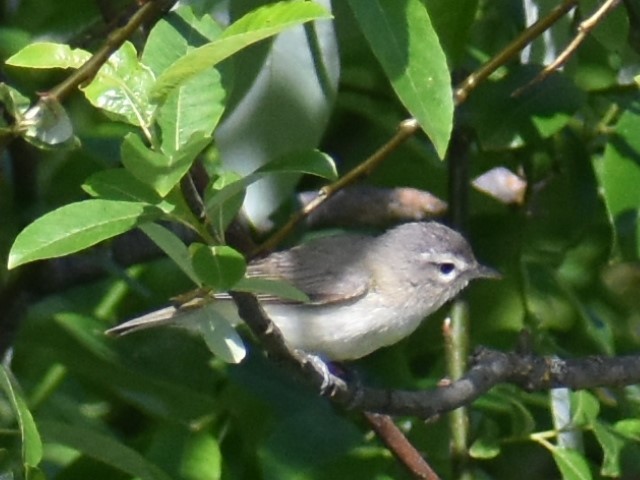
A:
[[105, 306, 183, 336]]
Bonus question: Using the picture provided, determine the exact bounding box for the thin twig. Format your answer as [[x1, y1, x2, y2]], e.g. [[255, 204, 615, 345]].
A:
[[513, 0, 622, 96], [253, 118, 420, 255], [455, 0, 578, 104]]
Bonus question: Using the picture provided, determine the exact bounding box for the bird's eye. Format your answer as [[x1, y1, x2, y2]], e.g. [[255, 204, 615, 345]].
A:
[[438, 263, 456, 276]]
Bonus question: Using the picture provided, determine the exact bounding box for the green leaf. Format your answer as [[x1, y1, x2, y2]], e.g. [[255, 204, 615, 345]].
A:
[[197, 309, 246, 363], [467, 66, 585, 150], [190, 243, 246, 291], [6, 41, 90, 68], [205, 150, 337, 212], [52, 313, 217, 423], [592, 421, 623, 477], [469, 418, 501, 459], [144, 7, 226, 155], [38, 421, 172, 480], [506, 395, 537, 436], [0, 366, 43, 469], [139, 222, 201, 286], [82, 168, 163, 205], [255, 149, 338, 179], [151, 0, 331, 101], [144, 425, 222, 480], [347, 0, 453, 158], [614, 419, 640, 441], [595, 104, 640, 259], [571, 390, 600, 427], [121, 132, 211, 197], [141, 5, 222, 76], [550, 447, 592, 480], [81, 41, 156, 129], [158, 68, 226, 154], [0, 82, 30, 117], [8, 199, 160, 269], [205, 172, 246, 238], [235, 277, 310, 303], [424, 0, 478, 65]]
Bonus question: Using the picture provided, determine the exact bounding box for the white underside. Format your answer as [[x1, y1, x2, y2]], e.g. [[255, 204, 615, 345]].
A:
[[211, 292, 430, 360]]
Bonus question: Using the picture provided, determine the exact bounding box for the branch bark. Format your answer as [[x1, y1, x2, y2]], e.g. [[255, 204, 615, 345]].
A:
[[230, 290, 640, 418]]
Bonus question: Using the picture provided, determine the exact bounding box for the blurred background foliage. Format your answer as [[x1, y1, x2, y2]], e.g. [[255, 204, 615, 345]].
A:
[[1, 0, 640, 479]]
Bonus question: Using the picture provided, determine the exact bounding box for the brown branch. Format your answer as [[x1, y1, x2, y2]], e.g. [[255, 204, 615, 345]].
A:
[[253, 119, 421, 255], [299, 186, 447, 229], [455, 0, 578, 104], [229, 291, 640, 417], [229, 289, 640, 479], [364, 412, 441, 480], [47, 0, 176, 102], [513, 0, 622, 96], [341, 348, 640, 417]]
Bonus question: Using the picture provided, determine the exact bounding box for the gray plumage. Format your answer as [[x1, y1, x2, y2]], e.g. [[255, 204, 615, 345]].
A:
[[107, 222, 498, 360]]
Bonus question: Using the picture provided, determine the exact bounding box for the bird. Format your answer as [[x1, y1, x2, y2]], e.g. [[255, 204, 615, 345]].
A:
[[107, 222, 498, 360]]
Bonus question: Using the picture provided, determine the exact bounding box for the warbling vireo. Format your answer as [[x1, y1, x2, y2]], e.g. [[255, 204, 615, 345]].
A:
[[107, 222, 498, 360]]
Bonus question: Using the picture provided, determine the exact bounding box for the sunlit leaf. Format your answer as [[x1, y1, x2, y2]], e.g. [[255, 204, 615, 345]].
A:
[[8, 200, 160, 268], [83, 168, 163, 204], [205, 150, 337, 211], [6, 41, 90, 68], [82, 42, 156, 129], [550, 447, 592, 480], [151, 0, 331, 101], [158, 68, 226, 154], [615, 419, 640, 440], [121, 132, 211, 197], [142, 5, 222, 76], [347, 0, 453, 158]]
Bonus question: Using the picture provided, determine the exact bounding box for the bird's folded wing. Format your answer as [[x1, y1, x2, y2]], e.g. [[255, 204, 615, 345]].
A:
[[245, 234, 373, 305]]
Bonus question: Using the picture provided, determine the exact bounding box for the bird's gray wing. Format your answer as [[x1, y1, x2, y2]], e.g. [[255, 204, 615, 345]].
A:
[[242, 233, 373, 305]]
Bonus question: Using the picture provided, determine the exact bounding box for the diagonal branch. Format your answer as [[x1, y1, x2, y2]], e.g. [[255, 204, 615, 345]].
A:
[[231, 289, 640, 418], [513, 0, 623, 96], [47, 0, 176, 102]]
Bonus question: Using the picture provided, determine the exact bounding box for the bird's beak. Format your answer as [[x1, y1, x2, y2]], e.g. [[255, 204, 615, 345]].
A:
[[475, 264, 502, 280]]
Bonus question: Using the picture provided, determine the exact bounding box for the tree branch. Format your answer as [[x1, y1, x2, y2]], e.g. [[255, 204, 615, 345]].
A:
[[513, 0, 623, 96], [33, 0, 174, 103], [229, 291, 640, 418], [364, 412, 441, 480]]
